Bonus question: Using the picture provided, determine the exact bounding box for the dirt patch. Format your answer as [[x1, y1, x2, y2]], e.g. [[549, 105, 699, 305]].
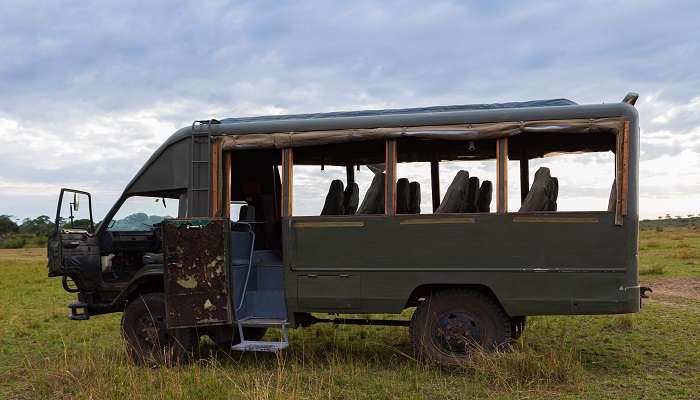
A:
[[641, 277, 700, 301]]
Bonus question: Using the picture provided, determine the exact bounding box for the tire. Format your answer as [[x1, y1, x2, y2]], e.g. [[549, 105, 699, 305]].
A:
[[208, 325, 268, 350], [510, 316, 526, 341], [121, 292, 197, 365], [410, 289, 511, 368]]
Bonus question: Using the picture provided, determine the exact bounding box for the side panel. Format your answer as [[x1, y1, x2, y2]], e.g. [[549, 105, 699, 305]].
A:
[[286, 212, 638, 316], [162, 218, 231, 328]]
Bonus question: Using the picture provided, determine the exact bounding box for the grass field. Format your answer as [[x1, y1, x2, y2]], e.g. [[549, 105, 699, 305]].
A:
[[1, 228, 699, 399]]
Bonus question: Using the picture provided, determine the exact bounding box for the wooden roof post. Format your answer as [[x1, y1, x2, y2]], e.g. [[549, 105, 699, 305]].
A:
[[430, 157, 440, 212], [385, 140, 397, 215], [519, 148, 529, 203], [497, 138, 508, 213]]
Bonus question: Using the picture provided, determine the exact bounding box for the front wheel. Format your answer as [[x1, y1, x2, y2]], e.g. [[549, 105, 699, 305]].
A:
[[410, 290, 511, 368], [121, 292, 196, 365]]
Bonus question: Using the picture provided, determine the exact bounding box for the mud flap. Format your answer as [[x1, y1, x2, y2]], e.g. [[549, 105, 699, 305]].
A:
[[162, 218, 231, 329]]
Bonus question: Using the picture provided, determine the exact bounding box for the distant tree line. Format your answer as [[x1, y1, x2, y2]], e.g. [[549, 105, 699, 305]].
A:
[[640, 215, 700, 231], [0, 215, 93, 249]]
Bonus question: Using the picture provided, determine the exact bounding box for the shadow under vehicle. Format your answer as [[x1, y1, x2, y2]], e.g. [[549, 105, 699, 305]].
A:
[[48, 93, 647, 366]]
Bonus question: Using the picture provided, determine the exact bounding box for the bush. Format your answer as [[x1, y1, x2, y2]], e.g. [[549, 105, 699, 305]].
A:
[[0, 233, 46, 249], [0, 235, 27, 249]]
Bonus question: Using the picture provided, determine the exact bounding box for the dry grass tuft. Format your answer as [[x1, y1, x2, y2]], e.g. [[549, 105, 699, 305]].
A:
[[640, 240, 662, 250], [640, 265, 666, 275], [466, 345, 584, 390], [674, 248, 699, 260]]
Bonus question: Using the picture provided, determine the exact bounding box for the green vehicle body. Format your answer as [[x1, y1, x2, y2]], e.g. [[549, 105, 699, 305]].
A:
[[47, 95, 642, 355]]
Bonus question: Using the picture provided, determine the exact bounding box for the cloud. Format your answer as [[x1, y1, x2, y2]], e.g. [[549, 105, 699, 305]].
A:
[[1, 1, 700, 219]]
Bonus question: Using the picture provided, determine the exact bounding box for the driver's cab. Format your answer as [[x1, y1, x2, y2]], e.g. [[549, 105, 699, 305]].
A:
[[47, 189, 187, 311]]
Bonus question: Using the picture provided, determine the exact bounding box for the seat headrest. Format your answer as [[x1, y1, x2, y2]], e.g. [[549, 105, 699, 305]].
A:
[[357, 172, 385, 214], [477, 181, 493, 212], [436, 170, 469, 214]]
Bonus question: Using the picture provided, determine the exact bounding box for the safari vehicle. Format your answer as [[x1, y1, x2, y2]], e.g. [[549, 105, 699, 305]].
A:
[[48, 93, 645, 366]]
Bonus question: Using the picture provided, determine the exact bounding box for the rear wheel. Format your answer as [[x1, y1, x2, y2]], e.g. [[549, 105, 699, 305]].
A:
[[121, 292, 196, 365], [410, 290, 511, 367]]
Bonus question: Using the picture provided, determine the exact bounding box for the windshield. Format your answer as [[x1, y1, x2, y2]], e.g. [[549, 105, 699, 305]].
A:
[[107, 195, 179, 231]]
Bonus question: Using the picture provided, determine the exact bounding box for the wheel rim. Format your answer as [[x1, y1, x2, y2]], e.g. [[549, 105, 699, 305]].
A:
[[136, 312, 168, 350], [433, 310, 483, 355]]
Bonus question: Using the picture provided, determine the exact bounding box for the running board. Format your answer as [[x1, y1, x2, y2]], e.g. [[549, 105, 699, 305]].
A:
[[232, 317, 289, 353]]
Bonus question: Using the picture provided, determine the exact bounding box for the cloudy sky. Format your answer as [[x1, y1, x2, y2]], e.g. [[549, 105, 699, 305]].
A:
[[1, 0, 699, 221]]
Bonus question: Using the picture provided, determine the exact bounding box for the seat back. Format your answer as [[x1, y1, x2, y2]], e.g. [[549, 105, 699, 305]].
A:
[[343, 182, 359, 215], [409, 181, 421, 214], [239, 204, 256, 222], [465, 176, 480, 213], [477, 180, 493, 212], [321, 179, 345, 215], [357, 172, 385, 214], [436, 170, 469, 214], [520, 167, 557, 212], [396, 178, 411, 214], [607, 179, 617, 212], [547, 177, 558, 211]]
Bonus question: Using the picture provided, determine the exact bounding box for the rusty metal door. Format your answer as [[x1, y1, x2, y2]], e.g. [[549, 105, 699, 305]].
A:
[[162, 218, 231, 328]]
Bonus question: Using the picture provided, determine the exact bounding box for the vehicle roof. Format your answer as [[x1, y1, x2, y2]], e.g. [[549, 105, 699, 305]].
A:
[[218, 98, 577, 124]]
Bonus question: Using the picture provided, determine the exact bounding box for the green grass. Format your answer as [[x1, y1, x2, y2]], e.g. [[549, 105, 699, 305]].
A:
[[639, 227, 700, 277], [1, 228, 699, 399]]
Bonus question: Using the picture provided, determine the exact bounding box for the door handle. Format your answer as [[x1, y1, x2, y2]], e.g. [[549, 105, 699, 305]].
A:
[[63, 241, 80, 249]]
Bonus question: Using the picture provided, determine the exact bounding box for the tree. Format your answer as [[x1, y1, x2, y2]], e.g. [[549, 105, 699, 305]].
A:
[[0, 215, 19, 236], [19, 215, 55, 237]]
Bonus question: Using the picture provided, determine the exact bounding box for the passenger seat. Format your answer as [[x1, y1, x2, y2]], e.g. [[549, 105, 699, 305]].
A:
[[409, 181, 421, 214], [436, 170, 469, 214], [321, 179, 345, 215], [343, 182, 359, 215], [477, 181, 493, 212], [396, 178, 411, 214], [465, 176, 480, 213], [519, 167, 558, 212], [607, 179, 617, 212], [357, 172, 385, 214]]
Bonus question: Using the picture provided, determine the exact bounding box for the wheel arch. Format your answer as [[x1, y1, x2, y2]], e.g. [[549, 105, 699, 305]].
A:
[[112, 266, 165, 309], [405, 283, 509, 314]]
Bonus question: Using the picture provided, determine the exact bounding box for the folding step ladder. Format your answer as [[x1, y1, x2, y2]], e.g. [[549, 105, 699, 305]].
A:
[[230, 222, 289, 353], [232, 317, 289, 352]]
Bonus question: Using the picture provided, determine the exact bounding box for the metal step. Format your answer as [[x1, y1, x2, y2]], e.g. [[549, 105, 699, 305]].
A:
[[232, 317, 289, 353], [237, 317, 287, 328], [232, 340, 289, 352]]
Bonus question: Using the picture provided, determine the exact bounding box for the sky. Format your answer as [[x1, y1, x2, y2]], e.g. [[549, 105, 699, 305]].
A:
[[1, 0, 699, 221]]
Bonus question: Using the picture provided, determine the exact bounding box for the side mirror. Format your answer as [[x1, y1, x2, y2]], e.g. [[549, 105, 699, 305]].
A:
[[72, 193, 80, 212]]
